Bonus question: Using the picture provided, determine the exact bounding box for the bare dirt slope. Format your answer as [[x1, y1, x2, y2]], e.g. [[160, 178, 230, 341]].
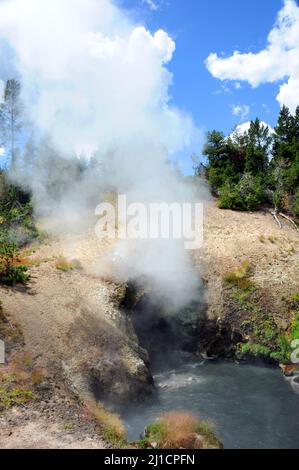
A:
[[0, 398, 107, 449], [0, 231, 152, 449]]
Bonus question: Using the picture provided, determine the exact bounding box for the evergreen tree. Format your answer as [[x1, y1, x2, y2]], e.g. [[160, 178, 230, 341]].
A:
[[245, 119, 272, 177], [203, 130, 245, 194], [0, 79, 22, 171]]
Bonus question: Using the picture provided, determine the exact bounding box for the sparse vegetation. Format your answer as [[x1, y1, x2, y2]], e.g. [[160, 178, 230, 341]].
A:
[[137, 411, 223, 449], [0, 352, 45, 411], [85, 401, 127, 448], [236, 291, 299, 363], [56, 256, 82, 272], [64, 422, 76, 430], [224, 260, 254, 290], [223, 261, 298, 363]]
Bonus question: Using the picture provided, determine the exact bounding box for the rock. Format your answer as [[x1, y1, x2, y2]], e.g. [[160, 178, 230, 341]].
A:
[[280, 363, 295, 377]]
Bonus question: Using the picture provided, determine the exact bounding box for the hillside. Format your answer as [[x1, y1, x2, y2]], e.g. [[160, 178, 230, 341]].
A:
[[0, 201, 298, 448], [196, 200, 299, 361]]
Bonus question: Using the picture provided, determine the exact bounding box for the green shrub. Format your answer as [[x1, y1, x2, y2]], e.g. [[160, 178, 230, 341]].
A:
[[139, 411, 223, 449], [291, 313, 299, 341], [240, 343, 272, 358], [0, 240, 29, 285], [0, 174, 39, 247], [219, 175, 265, 212]]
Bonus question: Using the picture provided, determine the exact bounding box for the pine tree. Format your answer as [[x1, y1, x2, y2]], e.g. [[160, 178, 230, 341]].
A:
[[245, 119, 272, 177], [0, 79, 22, 171]]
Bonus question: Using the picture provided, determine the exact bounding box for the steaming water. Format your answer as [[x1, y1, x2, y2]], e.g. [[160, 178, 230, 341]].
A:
[[124, 361, 299, 449]]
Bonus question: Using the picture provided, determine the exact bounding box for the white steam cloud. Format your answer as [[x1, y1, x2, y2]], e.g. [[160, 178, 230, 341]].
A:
[[0, 0, 205, 308]]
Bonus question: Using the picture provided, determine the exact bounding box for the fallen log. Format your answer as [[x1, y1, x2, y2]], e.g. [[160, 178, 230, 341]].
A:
[[279, 212, 299, 232], [269, 209, 282, 229]]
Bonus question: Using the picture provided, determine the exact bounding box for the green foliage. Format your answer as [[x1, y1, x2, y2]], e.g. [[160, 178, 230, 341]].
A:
[[0, 239, 29, 285], [225, 265, 294, 363], [0, 387, 33, 411], [240, 343, 272, 359], [219, 174, 265, 211], [200, 107, 299, 215], [203, 131, 245, 195], [291, 313, 299, 341], [0, 174, 39, 245], [239, 311, 296, 363], [137, 412, 223, 449]]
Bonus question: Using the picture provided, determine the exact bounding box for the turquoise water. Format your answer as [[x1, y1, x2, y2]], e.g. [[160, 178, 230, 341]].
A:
[[124, 361, 299, 449]]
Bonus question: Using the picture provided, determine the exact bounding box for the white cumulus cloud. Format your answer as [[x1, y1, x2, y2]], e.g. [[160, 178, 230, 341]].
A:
[[231, 104, 250, 119], [142, 0, 159, 11], [230, 121, 274, 141], [206, 0, 299, 113]]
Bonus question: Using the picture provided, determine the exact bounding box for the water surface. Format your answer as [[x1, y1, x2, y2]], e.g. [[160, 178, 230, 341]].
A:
[[124, 361, 299, 449]]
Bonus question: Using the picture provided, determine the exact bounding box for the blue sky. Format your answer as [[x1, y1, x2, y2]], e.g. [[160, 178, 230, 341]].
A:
[[1, 0, 298, 174], [119, 0, 288, 137]]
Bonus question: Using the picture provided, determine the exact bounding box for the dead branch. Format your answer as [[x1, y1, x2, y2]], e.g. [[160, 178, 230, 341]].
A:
[[279, 212, 299, 232], [269, 209, 282, 229]]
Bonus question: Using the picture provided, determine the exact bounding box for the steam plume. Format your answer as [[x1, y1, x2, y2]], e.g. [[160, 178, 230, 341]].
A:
[[0, 0, 206, 308]]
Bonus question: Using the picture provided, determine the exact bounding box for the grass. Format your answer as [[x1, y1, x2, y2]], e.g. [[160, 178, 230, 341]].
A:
[[239, 312, 291, 363], [0, 387, 33, 410], [137, 411, 223, 449], [0, 305, 45, 412], [64, 422, 76, 430], [0, 351, 44, 412], [224, 262, 296, 363], [56, 256, 82, 272], [224, 260, 254, 291], [238, 307, 299, 363], [84, 400, 127, 448]]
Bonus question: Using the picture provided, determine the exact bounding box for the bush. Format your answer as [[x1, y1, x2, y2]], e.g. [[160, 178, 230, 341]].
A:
[[0, 173, 39, 247], [219, 174, 265, 211], [0, 240, 29, 285], [139, 411, 223, 449]]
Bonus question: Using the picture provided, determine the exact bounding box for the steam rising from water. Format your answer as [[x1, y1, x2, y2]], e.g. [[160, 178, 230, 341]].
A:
[[0, 0, 207, 308]]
